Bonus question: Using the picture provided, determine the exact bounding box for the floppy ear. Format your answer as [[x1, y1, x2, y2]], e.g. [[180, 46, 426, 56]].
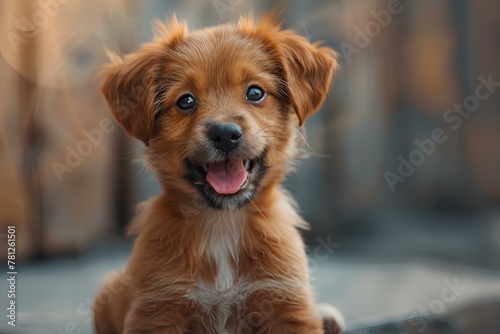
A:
[[279, 32, 339, 127], [99, 17, 187, 143], [99, 45, 164, 143]]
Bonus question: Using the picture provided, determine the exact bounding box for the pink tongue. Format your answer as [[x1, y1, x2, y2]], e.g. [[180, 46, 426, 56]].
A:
[[206, 159, 248, 195]]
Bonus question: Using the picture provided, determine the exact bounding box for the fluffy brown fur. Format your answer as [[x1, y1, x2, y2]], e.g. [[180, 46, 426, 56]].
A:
[[93, 14, 341, 334]]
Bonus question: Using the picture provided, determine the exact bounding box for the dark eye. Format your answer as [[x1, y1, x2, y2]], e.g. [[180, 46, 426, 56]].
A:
[[176, 94, 196, 111], [246, 86, 265, 102]]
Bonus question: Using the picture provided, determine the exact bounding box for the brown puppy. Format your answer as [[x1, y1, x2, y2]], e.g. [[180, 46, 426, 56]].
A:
[[93, 14, 341, 334]]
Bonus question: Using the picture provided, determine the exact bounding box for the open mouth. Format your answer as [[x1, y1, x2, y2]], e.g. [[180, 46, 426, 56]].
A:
[[201, 158, 257, 195], [187, 156, 263, 209]]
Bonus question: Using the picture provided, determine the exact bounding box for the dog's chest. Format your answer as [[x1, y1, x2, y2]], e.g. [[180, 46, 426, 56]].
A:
[[186, 212, 248, 333], [187, 280, 248, 334], [209, 229, 237, 290]]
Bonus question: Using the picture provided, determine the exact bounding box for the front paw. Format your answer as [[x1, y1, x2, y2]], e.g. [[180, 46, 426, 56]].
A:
[[317, 303, 345, 334]]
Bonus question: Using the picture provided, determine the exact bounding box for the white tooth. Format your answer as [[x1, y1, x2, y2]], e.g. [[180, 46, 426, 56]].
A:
[[202, 164, 209, 173], [244, 159, 251, 170]]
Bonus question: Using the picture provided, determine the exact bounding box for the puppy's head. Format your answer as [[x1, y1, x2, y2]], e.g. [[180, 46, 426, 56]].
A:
[[100, 15, 338, 210]]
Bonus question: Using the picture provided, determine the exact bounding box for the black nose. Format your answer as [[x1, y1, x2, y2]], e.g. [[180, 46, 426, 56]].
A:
[[208, 123, 243, 154]]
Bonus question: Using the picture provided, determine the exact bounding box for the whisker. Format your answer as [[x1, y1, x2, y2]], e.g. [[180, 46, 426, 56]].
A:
[[250, 196, 268, 223], [118, 144, 148, 156]]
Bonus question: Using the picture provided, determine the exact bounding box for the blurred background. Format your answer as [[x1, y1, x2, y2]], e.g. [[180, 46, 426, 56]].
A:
[[1, 0, 499, 333]]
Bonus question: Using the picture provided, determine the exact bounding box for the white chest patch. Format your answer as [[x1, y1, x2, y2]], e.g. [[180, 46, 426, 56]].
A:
[[209, 232, 236, 290], [186, 210, 247, 332], [200, 210, 245, 289]]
